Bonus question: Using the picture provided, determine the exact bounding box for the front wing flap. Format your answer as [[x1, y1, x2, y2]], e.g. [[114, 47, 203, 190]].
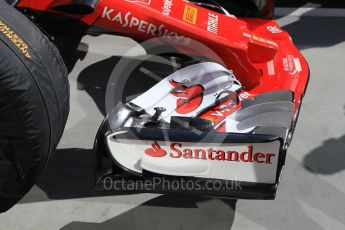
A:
[[94, 126, 286, 200]]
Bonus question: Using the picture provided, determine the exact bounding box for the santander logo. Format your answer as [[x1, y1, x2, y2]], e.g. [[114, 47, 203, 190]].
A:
[[144, 141, 167, 157], [144, 142, 276, 164]]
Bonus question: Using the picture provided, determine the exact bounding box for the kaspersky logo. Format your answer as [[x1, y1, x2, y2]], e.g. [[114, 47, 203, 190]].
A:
[[144, 141, 276, 164]]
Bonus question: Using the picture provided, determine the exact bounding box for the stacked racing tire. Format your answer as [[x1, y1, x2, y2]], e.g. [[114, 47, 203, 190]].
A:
[[0, 1, 69, 212]]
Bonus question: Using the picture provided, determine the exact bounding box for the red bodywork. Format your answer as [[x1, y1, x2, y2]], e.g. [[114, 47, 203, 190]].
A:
[[16, 0, 309, 132]]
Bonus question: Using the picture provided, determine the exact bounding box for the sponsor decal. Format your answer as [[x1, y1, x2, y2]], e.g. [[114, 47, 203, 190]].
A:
[[210, 99, 236, 117], [283, 55, 302, 75], [102, 6, 191, 45], [243, 32, 251, 39], [145, 141, 167, 157], [243, 32, 278, 47], [238, 91, 250, 101], [253, 35, 266, 43], [162, 0, 173, 16], [183, 5, 198, 24], [144, 141, 276, 164], [267, 26, 282, 34], [207, 13, 218, 34], [126, 0, 151, 5], [0, 20, 31, 58], [267, 60, 275, 76]]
